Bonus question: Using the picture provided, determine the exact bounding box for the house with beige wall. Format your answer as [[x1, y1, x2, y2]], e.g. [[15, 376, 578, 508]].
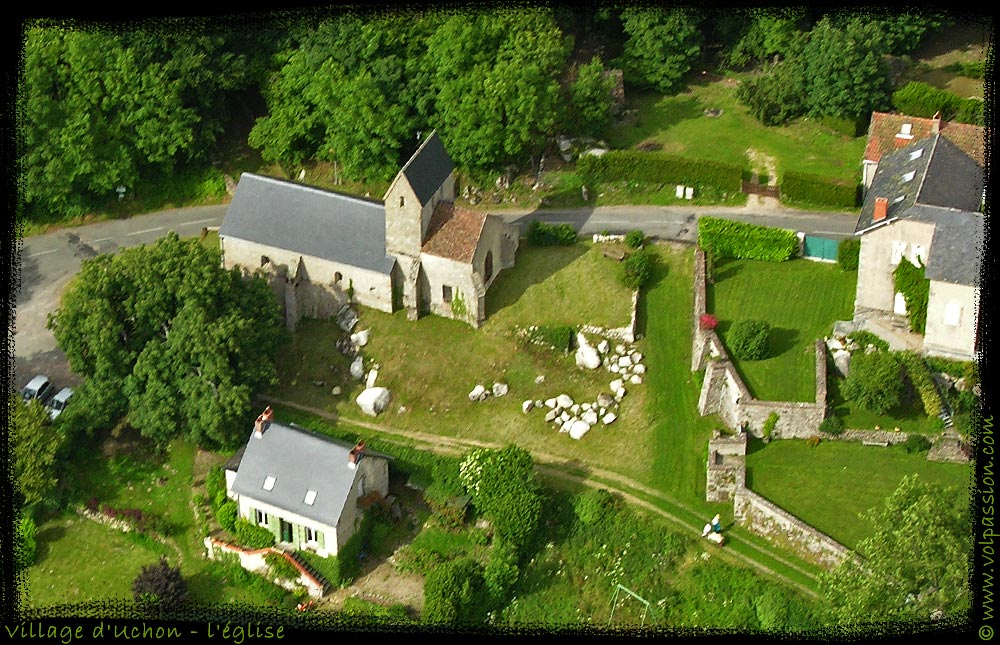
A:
[[219, 131, 519, 329], [225, 417, 391, 558], [852, 132, 984, 361]]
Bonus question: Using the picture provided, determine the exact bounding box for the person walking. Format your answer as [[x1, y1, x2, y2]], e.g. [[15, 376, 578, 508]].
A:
[[711, 514, 722, 533]]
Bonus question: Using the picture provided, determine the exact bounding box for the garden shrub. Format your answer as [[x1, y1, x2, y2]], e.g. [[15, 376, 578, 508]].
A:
[[206, 466, 227, 511], [483, 539, 520, 603], [697, 217, 799, 262], [625, 230, 646, 249], [527, 220, 577, 246], [902, 434, 932, 454], [699, 314, 718, 330], [574, 488, 620, 527], [846, 331, 890, 352], [837, 238, 861, 271], [893, 257, 929, 334], [892, 81, 984, 125], [132, 557, 188, 612], [762, 412, 779, 439], [423, 557, 483, 625], [843, 350, 904, 415], [620, 248, 653, 289], [728, 319, 771, 361], [233, 518, 276, 549], [898, 351, 944, 417], [577, 150, 744, 193], [819, 415, 845, 435], [16, 514, 38, 571], [216, 500, 238, 533], [265, 552, 300, 581], [459, 445, 542, 553]]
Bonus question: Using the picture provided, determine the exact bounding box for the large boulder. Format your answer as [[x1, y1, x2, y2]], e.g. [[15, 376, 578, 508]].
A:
[[493, 383, 509, 397], [582, 410, 599, 425], [336, 305, 360, 333], [365, 369, 379, 389], [356, 387, 391, 416], [351, 329, 370, 347], [569, 420, 591, 440], [556, 394, 574, 409], [597, 392, 614, 408], [522, 400, 535, 414], [602, 412, 617, 425], [468, 384, 488, 402], [350, 356, 365, 380], [575, 333, 602, 370], [832, 349, 851, 378]]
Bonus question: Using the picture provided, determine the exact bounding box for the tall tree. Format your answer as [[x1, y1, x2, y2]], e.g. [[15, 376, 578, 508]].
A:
[[616, 7, 702, 95], [426, 8, 572, 174], [819, 474, 971, 624], [47, 233, 286, 448], [569, 56, 617, 138]]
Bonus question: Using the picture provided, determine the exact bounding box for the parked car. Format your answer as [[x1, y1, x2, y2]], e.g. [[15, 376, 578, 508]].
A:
[[21, 375, 55, 405], [47, 387, 74, 420]]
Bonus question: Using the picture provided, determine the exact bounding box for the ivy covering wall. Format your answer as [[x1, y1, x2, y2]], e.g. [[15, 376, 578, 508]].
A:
[[893, 257, 929, 334]]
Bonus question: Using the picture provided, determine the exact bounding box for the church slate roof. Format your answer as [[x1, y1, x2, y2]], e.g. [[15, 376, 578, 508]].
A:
[[400, 131, 455, 206]]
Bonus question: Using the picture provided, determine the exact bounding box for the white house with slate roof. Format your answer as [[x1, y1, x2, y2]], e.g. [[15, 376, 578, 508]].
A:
[[224, 419, 390, 558], [851, 132, 985, 361], [219, 131, 519, 329]]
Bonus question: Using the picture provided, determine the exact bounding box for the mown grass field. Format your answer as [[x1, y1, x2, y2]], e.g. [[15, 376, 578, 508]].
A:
[[707, 257, 857, 403]]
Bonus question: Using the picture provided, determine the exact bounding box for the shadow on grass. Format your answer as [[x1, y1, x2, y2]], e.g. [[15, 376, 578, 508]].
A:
[[485, 241, 590, 319], [33, 525, 67, 565], [768, 327, 800, 358], [634, 252, 668, 338]]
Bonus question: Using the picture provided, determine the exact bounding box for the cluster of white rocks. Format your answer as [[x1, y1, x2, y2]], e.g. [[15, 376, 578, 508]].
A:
[[468, 382, 510, 402], [343, 326, 392, 417], [576, 333, 646, 385], [522, 388, 622, 440]]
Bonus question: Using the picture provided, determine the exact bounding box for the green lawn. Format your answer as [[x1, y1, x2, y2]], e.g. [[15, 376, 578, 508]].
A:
[[708, 257, 857, 402], [827, 369, 943, 434], [606, 79, 867, 184], [745, 437, 972, 550]]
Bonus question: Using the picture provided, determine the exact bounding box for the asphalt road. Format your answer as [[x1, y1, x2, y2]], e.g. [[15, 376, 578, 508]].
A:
[[12, 199, 859, 391]]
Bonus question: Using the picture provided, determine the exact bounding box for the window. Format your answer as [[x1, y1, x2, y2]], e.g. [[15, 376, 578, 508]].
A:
[[255, 509, 268, 526], [442, 285, 453, 303], [909, 148, 924, 161], [305, 526, 318, 543], [893, 194, 906, 204], [263, 475, 276, 491], [900, 123, 912, 135], [910, 244, 926, 266], [484, 251, 494, 283], [902, 170, 916, 183], [334, 272, 342, 283], [260, 256, 270, 267], [304, 490, 317, 506], [944, 302, 962, 327], [890, 241, 907, 265], [399, 196, 405, 208]]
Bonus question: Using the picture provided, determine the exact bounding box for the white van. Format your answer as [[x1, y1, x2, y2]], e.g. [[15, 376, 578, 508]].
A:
[[47, 387, 74, 420]]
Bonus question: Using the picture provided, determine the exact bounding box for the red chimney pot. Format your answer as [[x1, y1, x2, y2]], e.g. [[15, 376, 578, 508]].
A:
[[873, 197, 888, 222]]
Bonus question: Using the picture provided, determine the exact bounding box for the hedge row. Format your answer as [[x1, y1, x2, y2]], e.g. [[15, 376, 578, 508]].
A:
[[577, 150, 744, 192], [892, 81, 984, 126], [898, 351, 944, 417], [527, 220, 577, 246], [698, 216, 799, 262], [781, 171, 859, 209]]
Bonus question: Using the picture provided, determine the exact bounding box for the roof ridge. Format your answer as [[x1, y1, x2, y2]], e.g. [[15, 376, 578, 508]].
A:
[[240, 173, 385, 207], [912, 134, 941, 207]]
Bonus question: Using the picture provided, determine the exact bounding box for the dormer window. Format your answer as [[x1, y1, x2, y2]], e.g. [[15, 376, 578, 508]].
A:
[[263, 475, 276, 491], [896, 123, 914, 140], [909, 148, 923, 161], [902, 171, 916, 183]]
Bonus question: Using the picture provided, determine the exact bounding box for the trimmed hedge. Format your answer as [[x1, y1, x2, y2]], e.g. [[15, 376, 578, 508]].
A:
[[892, 81, 985, 126], [781, 171, 859, 209], [698, 217, 799, 262], [620, 248, 653, 289], [819, 415, 845, 435], [577, 150, 744, 192], [728, 319, 771, 361], [898, 351, 944, 417], [526, 220, 577, 246], [233, 519, 276, 549]]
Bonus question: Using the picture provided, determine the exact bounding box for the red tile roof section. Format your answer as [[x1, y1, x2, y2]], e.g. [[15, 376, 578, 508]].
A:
[[865, 111, 984, 167], [421, 202, 487, 263]]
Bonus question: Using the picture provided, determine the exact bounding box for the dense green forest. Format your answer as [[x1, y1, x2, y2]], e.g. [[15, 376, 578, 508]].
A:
[[18, 7, 975, 221]]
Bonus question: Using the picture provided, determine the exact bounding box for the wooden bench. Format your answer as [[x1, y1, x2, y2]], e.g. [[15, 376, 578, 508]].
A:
[[862, 440, 890, 447]]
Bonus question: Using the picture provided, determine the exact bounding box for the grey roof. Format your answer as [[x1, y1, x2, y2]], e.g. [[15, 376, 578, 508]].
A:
[[910, 206, 985, 287], [220, 174, 396, 274], [855, 134, 984, 234], [230, 422, 389, 528], [400, 131, 454, 206]]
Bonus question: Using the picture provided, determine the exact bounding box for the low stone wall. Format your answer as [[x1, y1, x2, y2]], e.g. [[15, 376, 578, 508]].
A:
[[692, 248, 827, 438], [204, 538, 327, 599], [581, 289, 641, 343], [734, 489, 852, 569]]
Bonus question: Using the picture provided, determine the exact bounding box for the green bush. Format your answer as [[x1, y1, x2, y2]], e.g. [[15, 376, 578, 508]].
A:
[[233, 519, 276, 549], [697, 217, 799, 262], [762, 412, 779, 439], [944, 60, 985, 79], [728, 319, 771, 361], [893, 257, 929, 334], [16, 514, 38, 571], [819, 415, 845, 435], [892, 81, 984, 126], [206, 466, 227, 511], [527, 220, 578, 246], [902, 434, 932, 454], [265, 552, 301, 581], [846, 331, 890, 352], [898, 351, 944, 417], [781, 171, 859, 209], [423, 557, 483, 625], [843, 350, 904, 415], [837, 238, 861, 271], [577, 150, 744, 193], [620, 248, 653, 289], [625, 230, 646, 249], [216, 500, 238, 533], [483, 539, 520, 603], [574, 488, 620, 527]]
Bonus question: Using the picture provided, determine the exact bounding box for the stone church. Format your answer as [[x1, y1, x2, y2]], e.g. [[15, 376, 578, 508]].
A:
[[219, 132, 519, 330]]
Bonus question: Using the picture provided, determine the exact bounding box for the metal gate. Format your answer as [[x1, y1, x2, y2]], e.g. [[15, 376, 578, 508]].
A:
[[803, 235, 839, 262]]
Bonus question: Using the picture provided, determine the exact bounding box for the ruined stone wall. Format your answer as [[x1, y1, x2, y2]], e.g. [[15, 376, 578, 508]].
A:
[[734, 489, 852, 569]]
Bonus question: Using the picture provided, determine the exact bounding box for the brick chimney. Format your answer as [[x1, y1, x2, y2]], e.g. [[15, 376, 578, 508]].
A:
[[932, 111, 942, 134], [348, 440, 366, 469], [253, 406, 274, 438], [873, 197, 888, 222]]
